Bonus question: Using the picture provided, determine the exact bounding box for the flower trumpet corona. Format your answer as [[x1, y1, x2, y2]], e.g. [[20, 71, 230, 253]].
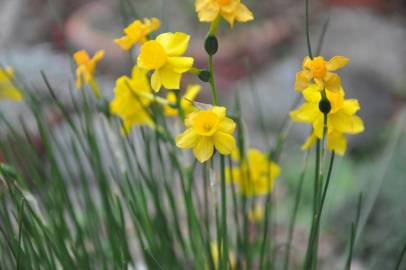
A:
[[0, 67, 22, 101], [226, 148, 280, 197], [195, 0, 254, 27], [110, 67, 154, 133], [290, 84, 364, 155], [114, 18, 160, 50], [295, 55, 349, 93], [176, 106, 236, 162], [137, 32, 194, 92], [74, 49, 105, 97], [165, 84, 201, 117]]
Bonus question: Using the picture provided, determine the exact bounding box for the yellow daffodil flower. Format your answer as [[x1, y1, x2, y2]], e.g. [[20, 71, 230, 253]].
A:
[[295, 56, 349, 92], [137, 32, 194, 92], [227, 148, 280, 196], [74, 49, 105, 97], [208, 241, 236, 270], [0, 67, 22, 101], [114, 18, 160, 50], [290, 84, 364, 155], [165, 84, 201, 117], [176, 106, 236, 163], [110, 67, 154, 134], [195, 0, 254, 27]]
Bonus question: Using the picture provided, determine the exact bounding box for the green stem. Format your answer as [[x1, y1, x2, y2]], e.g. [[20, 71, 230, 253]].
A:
[[89, 78, 101, 98], [220, 155, 228, 270], [208, 55, 219, 106], [305, 0, 313, 59], [283, 150, 310, 270]]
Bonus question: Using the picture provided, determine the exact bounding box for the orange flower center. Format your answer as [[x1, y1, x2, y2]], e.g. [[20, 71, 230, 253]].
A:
[[193, 111, 220, 136], [311, 56, 327, 79], [216, 0, 232, 6], [138, 40, 167, 70]]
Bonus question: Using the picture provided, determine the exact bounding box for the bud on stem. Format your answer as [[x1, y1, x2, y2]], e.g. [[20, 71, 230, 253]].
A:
[[205, 35, 218, 56]]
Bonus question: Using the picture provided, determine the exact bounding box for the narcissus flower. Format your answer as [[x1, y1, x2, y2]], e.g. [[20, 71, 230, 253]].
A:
[[165, 84, 201, 117], [290, 84, 364, 155], [74, 50, 105, 96], [295, 56, 349, 92], [176, 106, 236, 163], [110, 67, 153, 133], [114, 18, 160, 50], [226, 148, 280, 196], [0, 67, 22, 101], [137, 32, 194, 92], [195, 0, 254, 27]]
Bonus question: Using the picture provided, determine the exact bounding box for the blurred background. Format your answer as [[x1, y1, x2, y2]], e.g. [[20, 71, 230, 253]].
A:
[[1, 0, 406, 269]]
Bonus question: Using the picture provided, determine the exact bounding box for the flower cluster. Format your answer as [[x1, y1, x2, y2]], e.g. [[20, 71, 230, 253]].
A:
[[291, 56, 364, 155], [226, 148, 281, 196]]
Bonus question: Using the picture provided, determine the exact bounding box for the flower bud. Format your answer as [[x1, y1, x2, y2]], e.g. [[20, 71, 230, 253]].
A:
[[198, 70, 211, 82], [205, 35, 218, 56], [318, 99, 331, 114]]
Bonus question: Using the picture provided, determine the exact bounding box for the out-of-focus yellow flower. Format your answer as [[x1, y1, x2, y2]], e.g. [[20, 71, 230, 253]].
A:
[[165, 84, 201, 117], [74, 50, 105, 97], [114, 18, 160, 50], [227, 148, 280, 196], [248, 204, 265, 222], [137, 32, 194, 92], [176, 106, 236, 163], [195, 0, 254, 27], [290, 84, 364, 155], [208, 241, 236, 270], [0, 67, 22, 101], [295, 56, 349, 92], [110, 67, 153, 134]]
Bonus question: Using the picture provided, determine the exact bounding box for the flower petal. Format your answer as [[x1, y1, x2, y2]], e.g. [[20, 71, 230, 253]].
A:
[[159, 67, 182, 90], [196, 1, 220, 22], [193, 137, 214, 163], [326, 56, 349, 71], [330, 112, 364, 134], [302, 133, 317, 150], [219, 117, 236, 134], [325, 73, 342, 92], [151, 70, 162, 92], [295, 70, 312, 91], [213, 131, 236, 155], [235, 3, 254, 22], [167, 57, 194, 73], [115, 36, 134, 50], [303, 84, 321, 102], [290, 103, 320, 123], [342, 99, 360, 115], [211, 106, 226, 120], [176, 128, 198, 149], [73, 50, 90, 65], [0, 85, 23, 101], [327, 131, 347, 155], [157, 32, 190, 56], [93, 50, 105, 62]]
